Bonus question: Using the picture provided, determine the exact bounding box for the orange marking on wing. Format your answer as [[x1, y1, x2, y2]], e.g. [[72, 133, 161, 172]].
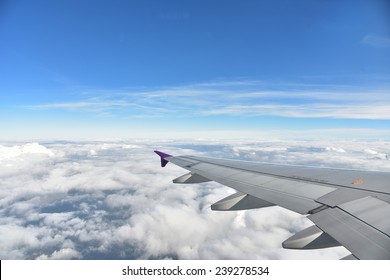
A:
[[352, 179, 363, 185]]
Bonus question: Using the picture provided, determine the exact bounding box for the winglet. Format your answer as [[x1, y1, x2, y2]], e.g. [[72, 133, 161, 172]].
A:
[[154, 150, 172, 167]]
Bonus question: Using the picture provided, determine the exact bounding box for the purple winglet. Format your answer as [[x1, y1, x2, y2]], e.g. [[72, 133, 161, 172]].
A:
[[154, 150, 172, 167]]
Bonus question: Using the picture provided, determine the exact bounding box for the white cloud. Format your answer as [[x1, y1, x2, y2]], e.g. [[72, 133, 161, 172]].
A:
[[362, 35, 390, 48], [37, 248, 82, 260], [0, 142, 54, 159], [0, 139, 388, 259]]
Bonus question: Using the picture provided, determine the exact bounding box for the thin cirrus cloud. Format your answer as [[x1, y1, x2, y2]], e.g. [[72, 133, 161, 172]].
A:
[[23, 81, 390, 120], [203, 104, 390, 119], [362, 35, 390, 48], [0, 139, 389, 260], [24, 100, 175, 117]]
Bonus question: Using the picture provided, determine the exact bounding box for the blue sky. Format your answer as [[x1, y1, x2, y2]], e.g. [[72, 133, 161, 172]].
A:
[[0, 0, 389, 140]]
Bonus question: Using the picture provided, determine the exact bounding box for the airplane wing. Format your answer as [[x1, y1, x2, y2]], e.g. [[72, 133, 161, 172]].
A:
[[155, 150, 390, 260]]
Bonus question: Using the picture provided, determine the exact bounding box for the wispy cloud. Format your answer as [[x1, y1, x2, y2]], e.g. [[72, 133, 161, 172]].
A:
[[25, 100, 174, 115], [27, 101, 142, 110], [362, 35, 390, 48], [23, 80, 390, 120], [204, 104, 390, 119]]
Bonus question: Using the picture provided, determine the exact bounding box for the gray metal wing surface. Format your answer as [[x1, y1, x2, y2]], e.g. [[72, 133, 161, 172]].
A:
[[155, 151, 390, 259]]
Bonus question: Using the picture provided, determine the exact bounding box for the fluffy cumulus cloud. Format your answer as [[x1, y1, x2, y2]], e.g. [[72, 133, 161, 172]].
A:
[[0, 139, 389, 260]]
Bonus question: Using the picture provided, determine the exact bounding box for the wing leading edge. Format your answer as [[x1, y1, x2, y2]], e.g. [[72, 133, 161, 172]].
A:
[[154, 151, 390, 259]]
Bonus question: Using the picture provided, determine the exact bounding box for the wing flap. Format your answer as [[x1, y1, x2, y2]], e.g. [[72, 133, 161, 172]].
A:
[[309, 204, 390, 259], [339, 196, 390, 236], [316, 188, 372, 207]]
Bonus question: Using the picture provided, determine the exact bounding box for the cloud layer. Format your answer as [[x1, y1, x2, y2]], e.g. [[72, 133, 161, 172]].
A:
[[1, 139, 389, 259]]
